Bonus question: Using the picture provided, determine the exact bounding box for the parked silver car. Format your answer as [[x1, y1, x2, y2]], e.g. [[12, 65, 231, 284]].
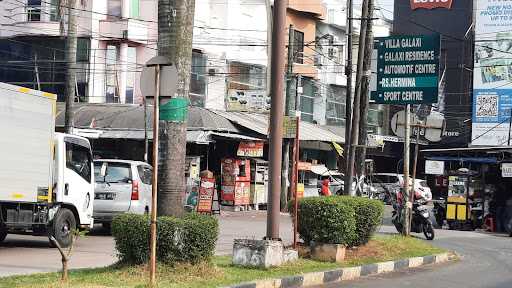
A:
[[93, 159, 152, 230]]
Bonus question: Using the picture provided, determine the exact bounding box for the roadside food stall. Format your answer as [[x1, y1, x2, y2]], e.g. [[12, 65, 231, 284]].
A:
[[422, 147, 511, 232], [446, 169, 483, 230], [184, 156, 201, 210], [220, 158, 251, 206], [250, 159, 268, 208]]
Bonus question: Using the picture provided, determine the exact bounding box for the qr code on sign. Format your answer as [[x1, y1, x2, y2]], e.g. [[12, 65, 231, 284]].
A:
[[476, 94, 498, 118]]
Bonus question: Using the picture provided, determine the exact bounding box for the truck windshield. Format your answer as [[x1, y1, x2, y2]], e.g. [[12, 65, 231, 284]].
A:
[[94, 162, 131, 183], [66, 143, 92, 183]]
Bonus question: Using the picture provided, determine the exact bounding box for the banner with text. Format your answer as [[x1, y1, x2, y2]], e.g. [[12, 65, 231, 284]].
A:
[[473, 0, 512, 146], [371, 35, 440, 104]]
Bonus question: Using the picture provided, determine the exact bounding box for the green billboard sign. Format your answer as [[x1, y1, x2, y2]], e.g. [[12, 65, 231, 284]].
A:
[[370, 34, 440, 104]]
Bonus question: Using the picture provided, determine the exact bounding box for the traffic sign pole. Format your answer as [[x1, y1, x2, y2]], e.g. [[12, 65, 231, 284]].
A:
[[403, 104, 411, 236]]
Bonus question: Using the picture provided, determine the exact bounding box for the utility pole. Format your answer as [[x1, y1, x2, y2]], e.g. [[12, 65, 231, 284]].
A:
[[343, 0, 354, 195], [266, 0, 287, 240], [64, 0, 77, 134], [403, 105, 411, 236], [410, 120, 421, 206], [508, 108, 512, 146], [282, 25, 296, 210], [355, 0, 375, 188], [346, 0, 371, 196], [157, 0, 196, 217]]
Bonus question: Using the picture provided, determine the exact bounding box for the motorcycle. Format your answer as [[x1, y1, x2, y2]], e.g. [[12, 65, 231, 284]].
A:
[[391, 189, 435, 240], [433, 198, 446, 228]]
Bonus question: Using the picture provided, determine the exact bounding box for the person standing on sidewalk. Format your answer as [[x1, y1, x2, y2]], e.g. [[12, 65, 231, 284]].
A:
[[321, 177, 332, 196]]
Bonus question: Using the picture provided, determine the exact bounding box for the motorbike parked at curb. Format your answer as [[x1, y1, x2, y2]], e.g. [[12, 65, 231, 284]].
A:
[[391, 188, 435, 240]]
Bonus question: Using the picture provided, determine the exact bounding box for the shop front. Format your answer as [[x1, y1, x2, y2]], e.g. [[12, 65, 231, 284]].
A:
[[422, 147, 512, 233]]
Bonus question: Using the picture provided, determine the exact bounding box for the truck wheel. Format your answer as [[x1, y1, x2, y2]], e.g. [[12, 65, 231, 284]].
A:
[[49, 208, 76, 248], [102, 222, 112, 233], [0, 225, 7, 244]]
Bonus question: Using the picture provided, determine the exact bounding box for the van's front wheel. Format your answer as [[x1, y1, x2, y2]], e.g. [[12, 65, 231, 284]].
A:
[[0, 225, 7, 244], [49, 208, 76, 248]]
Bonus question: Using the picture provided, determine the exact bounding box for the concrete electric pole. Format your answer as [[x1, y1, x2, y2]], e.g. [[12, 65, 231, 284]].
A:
[[346, 0, 371, 196], [157, 0, 196, 217], [267, 0, 287, 240], [355, 0, 375, 184], [343, 0, 354, 195], [282, 25, 296, 210]]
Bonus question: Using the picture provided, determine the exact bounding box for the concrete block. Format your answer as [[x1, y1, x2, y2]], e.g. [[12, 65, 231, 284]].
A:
[[254, 279, 281, 288], [323, 269, 343, 283], [302, 272, 325, 286], [311, 243, 346, 263], [232, 239, 284, 268], [360, 264, 378, 276], [341, 267, 361, 280], [280, 275, 303, 288], [377, 261, 395, 273], [423, 255, 435, 265], [408, 257, 424, 268], [435, 253, 449, 263], [283, 249, 299, 263], [297, 245, 311, 258], [394, 258, 409, 270]]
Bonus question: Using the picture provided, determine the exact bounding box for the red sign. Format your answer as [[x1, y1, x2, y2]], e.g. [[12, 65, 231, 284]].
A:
[[410, 0, 453, 10], [197, 177, 215, 213], [298, 162, 312, 171], [237, 141, 264, 157]]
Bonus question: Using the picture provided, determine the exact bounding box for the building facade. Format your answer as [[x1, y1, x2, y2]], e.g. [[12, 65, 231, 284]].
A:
[[393, 0, 474, 147], [0, 0, 157, 104]]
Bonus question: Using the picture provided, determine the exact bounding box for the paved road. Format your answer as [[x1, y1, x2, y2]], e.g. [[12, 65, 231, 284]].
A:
[[3, 208, 512, 288], [318, 227, 512, 288], [0, 210, 293, 277]]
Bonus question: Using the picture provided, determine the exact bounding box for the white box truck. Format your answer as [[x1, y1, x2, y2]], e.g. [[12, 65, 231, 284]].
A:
[[0, 82, 94, 247]]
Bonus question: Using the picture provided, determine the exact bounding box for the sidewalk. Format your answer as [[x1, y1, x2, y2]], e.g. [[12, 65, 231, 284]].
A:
[[216, 210, 294, 255]]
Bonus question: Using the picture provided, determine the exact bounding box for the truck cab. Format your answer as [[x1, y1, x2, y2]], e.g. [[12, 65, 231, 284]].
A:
[[0, 133, 94, 247]]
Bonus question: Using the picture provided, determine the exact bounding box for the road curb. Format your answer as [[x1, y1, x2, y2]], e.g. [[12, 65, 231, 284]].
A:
[[224, 252, 455, 288]]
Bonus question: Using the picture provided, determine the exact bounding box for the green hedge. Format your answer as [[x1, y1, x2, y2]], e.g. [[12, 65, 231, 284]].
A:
[[112, 213, 219, 265], [297, 197, 357, 246], [295, 196, 384, 247], [339, 196, 384, 247]]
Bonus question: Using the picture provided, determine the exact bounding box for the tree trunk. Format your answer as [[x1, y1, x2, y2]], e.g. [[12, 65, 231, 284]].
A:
[[157, 0, 196, 217], [64, 0, 77, 133]]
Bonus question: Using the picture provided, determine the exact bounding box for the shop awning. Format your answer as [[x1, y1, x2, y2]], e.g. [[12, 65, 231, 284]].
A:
[[73, 128, 213, 144], [56, 103, 241, 133], [211, 110, 345, 143], [210, 132, 264, 141], [425, 156, 498, 164], [309, 165, 330, 176]]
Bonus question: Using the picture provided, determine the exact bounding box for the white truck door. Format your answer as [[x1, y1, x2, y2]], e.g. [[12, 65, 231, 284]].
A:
[[62, 137, 94, 227]]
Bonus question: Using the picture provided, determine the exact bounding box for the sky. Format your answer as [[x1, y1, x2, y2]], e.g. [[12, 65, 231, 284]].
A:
[[376, 0, 395, 20]]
